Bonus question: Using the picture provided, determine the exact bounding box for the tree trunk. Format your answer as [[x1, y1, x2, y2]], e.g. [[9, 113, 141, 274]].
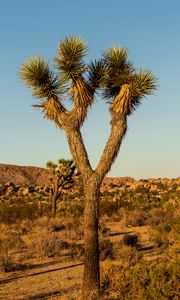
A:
[[83, 175, 101, 299], [51, 193, 57, 217], [51, 180, 59, 218]]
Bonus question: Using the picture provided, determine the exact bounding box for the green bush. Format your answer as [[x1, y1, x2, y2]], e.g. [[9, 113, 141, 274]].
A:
[[0, 197, 52, 223], [126, 260, 180, 300], [151, 215, 180, 250], [58, 202, 84, 217], [122, 234, 139, 248], [0, 201, 39, 223], [101, 258, 180, 299], [100, 199, 119, 216]]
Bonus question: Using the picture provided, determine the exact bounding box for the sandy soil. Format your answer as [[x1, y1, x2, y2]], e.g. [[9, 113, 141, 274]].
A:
[[0, 222, 158, 300]]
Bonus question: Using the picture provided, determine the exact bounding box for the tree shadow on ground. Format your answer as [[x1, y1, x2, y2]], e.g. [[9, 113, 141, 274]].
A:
[[22, 283, 80, 300], [0, 262, 83, 285], [110, 231, 133, 237]]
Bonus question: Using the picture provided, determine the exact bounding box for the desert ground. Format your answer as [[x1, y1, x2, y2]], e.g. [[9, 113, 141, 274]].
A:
[[0, 164, 179, 299]]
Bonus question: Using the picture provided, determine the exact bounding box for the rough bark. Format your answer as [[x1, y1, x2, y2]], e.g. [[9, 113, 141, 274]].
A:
[[83, 174, 101, 299], [64, 115, 127, 299], [96, 115, 127, 181], [51, 193, 57, 217], [65, 128, 93, 179], [51, 179, 59, 217]]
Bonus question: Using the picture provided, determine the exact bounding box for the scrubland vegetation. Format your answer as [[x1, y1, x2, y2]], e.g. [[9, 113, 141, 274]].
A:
[[0, 179, 179, 299]]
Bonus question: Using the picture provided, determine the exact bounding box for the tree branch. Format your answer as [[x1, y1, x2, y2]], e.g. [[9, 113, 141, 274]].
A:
[[63, 78, 94, 128], [95, 115, 127, 182], [65, 129, 93, 179]]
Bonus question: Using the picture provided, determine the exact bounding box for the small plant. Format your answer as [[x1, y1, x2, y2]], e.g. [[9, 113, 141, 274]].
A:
[[29, 231, 60, 258], [125, 209, 148, 227], [99, 239, 114, 261], [100, 198, 119, 216], [148, 207, 174, 226], [0, 199, 40, 223], [122, 234, 139, 248], [0, 254, 27, 272], [0, 226, 26, 272]]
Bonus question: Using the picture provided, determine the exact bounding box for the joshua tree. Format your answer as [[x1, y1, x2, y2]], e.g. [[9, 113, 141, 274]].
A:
[[46, 159, 78, 217], [19, 36, 157, 298]]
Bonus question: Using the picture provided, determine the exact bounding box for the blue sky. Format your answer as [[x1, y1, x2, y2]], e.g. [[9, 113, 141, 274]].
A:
[[0, 0, 179, 179]]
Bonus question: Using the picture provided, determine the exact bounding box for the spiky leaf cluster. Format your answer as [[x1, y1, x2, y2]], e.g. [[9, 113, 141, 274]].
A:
[[130, 70, 157, 112], [103, 47, 134, 99], [101, 47, 157, 115], [55, 36, 88, 82], [19, 57, 61, 99], [87, 60, 106, 91], [19, 36, 157, 120]]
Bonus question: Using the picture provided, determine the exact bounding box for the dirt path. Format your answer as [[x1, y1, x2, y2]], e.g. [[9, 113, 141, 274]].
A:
[[0, 223, 157, 300]]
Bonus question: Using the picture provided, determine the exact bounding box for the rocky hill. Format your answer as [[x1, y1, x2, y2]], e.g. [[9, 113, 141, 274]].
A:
[[0, 163, 179, 188], [0, 163, 49, 186]]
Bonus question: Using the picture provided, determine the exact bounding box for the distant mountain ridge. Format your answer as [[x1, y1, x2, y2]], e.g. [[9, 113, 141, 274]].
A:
[[0, 163, 179, 187], [0, 163, 50, 186]]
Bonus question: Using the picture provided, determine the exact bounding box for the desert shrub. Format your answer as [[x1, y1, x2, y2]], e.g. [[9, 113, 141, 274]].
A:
[[32, 216, 54, 229], [99, 219, 111, 238], [26, 216, 84, 258], [152, 231, 170, 249], [124, 209, 148, 226], [134, 186, 150, 194], [100, 199, 119, 216], [24, 217, 63, 258], [150, 215, 180, 250], [0, 254, 27, 272], [0, 253, 14, 272], [156, 218, 180, 237], [0, 184, 8, 196], [115, 243, 142, 267], [0, 192, 53, 224], [147, 208, 174, 226], [122, 234, 139, 248], [101, 258, 180, 300], [0, 200, 40, 223], [126, 259, 180, 300], [49, 223, 66, 232], [18, 218, 34, 234], [0, 232, 22, 252], [0, 226, 26, 272], [70, 243, 84, 260], [58, 202, 84, 218], [58, 217, 84, 241], [29, 231, 60, 258], [31, 216, 67, 234], [161, 190, 180, 209], [99, 239, 114, 261]]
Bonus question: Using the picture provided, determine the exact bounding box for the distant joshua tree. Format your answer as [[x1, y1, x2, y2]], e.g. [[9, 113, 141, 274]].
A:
[[46, 159, 78, 217], [19, 36, 157, 299]]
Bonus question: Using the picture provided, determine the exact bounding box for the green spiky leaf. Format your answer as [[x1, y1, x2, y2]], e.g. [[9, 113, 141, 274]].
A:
[[55, 36, 88, 82], [102, 47, 134, 100], [129, 70, 157, 112], [87, 60, 107, 91], [103, 47, 128, 67], [131, 69, 157, 97], [19, 57, 61, 99]]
